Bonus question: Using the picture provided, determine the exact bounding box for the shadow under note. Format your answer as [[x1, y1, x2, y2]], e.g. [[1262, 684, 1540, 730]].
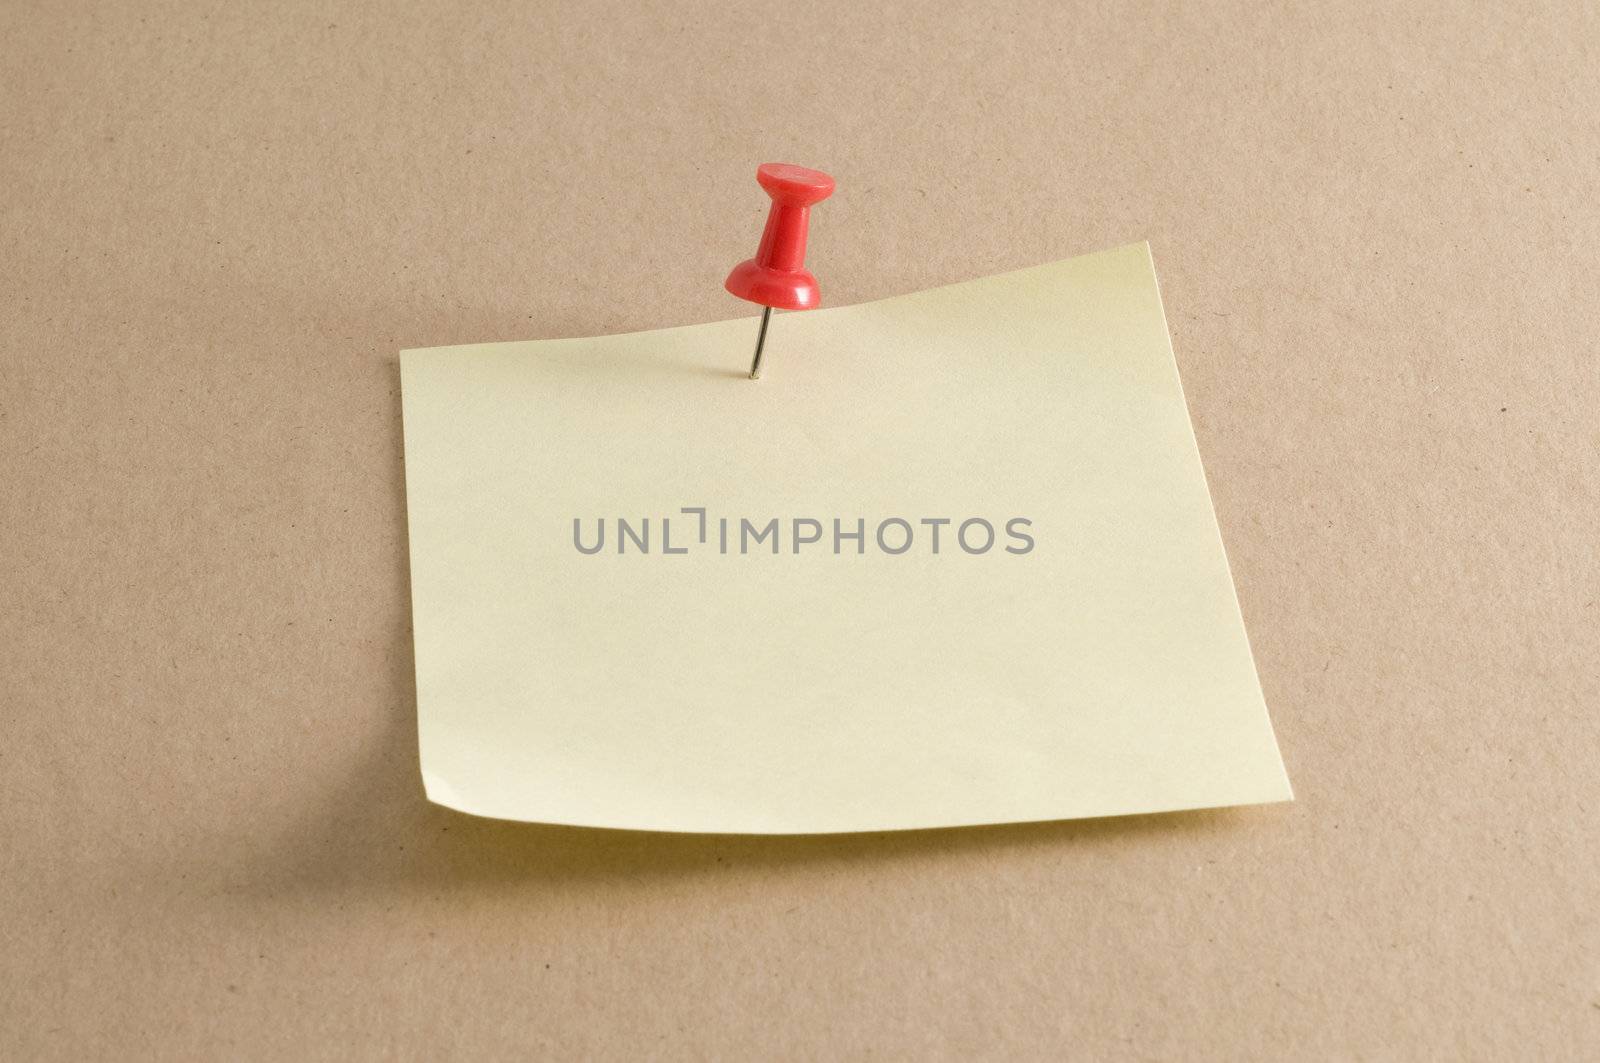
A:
[[237, 343, 1264, 902]]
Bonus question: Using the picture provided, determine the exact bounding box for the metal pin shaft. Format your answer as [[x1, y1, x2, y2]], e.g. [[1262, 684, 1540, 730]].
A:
[[748, 305, 773, 380]]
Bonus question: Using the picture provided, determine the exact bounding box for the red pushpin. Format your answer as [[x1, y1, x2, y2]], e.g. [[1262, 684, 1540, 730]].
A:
[[725, 163, 835, 380]]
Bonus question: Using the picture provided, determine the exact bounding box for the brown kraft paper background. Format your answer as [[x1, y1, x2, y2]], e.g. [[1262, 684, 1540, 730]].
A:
[[3, 1, 1596, 1058]]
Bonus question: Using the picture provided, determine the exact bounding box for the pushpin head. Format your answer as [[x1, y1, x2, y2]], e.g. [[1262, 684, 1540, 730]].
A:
[[725, 163, 835, 311]]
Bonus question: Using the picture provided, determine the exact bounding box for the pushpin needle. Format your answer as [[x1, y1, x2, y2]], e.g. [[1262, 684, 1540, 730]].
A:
[[748, 306, 773, 380]]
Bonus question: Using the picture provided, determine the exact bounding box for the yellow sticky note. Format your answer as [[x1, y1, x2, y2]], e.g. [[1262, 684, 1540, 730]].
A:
[[400, 243, 1291, 833]]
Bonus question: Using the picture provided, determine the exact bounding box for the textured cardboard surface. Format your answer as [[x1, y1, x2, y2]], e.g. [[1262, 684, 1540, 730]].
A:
[[3, 2, 1596, 1058]]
